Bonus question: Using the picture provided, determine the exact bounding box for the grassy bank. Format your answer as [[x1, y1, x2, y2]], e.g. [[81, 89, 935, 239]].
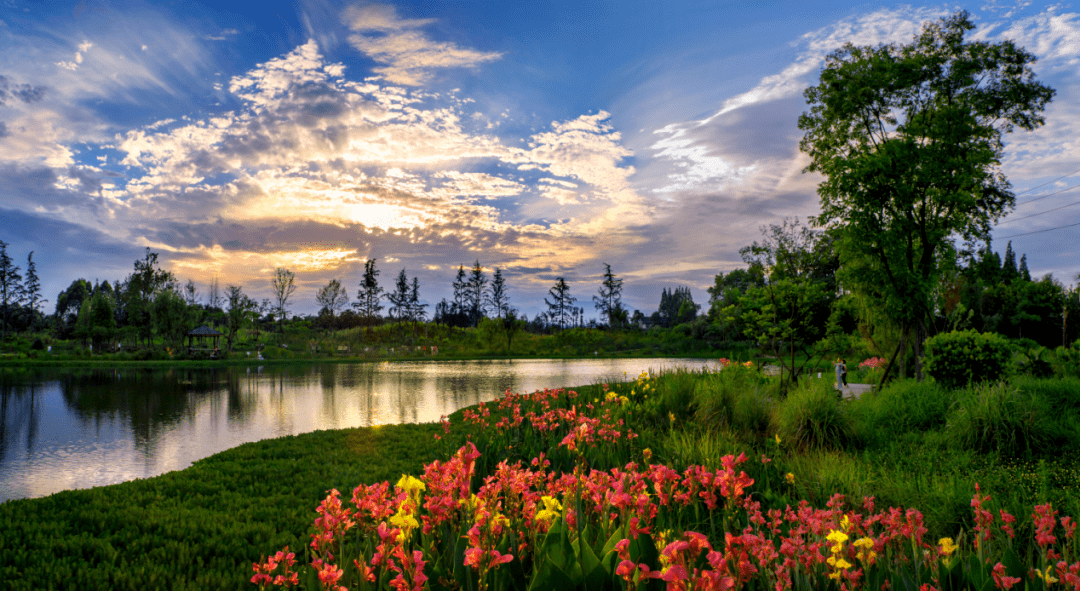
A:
[[0, 423, 447, 591]]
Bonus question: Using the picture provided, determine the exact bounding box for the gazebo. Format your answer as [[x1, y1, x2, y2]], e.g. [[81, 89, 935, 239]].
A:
[[187, 326, 224, 355]]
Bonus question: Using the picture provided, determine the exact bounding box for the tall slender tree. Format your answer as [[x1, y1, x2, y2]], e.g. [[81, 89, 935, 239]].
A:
[[544, 277, 576, 330], [23, 252, 43, 334], [0, 240, 23, 340], [409, 277, 427, 323], [488, 268, 509, 319], [182, 279, 201, 307], [207, 277, 223, 310], [272, 267, 296, 335], [387, 269, 411, 322], [354, 259, 383, 325], [593, 263, 624, 328], [466, 260, 487, 325]]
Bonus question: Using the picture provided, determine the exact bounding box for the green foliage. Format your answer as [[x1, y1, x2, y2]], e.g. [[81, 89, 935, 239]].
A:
[[923, 329, 1012, 389], [774, 377, 853, 450], [848, 378, 954, 446], [0, 424, 441, 591], [946, 380, 1065, 457]]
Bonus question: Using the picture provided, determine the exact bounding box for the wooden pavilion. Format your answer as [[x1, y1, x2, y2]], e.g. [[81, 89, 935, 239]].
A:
[[186, 326, 224, 357]]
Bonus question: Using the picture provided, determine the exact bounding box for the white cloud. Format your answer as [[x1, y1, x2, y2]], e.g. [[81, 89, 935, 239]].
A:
[[343, 3, 502, 86]]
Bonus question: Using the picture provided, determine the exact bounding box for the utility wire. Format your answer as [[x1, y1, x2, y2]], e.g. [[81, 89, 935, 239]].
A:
[[1013, 183, 1080, 207], [998, 197, 1080, 225], [1014, 167, 1080, 201], [997, 221, 1080, 240]]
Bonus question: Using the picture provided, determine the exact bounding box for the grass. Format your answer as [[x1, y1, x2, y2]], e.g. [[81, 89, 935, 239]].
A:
[[4, 363, 1080, 589], [0, 423, 445, 591]]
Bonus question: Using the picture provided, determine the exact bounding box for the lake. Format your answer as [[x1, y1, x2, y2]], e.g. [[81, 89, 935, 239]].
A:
[[0, 358, 717, 502]]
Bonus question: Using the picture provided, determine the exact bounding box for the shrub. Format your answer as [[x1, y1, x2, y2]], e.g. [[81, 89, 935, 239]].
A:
[[946, 380, 1062, 457], [775, 377, 853, 450], [923, 329, 1011, 389]]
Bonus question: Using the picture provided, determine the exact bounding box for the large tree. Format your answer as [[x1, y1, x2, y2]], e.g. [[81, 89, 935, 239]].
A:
[[488, 268, 509, 319], [798, 10, 1054, 384], [466, 260, 487, 326], [387, 269, 411, 322]]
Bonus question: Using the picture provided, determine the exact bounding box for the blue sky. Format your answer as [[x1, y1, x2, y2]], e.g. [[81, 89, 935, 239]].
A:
[[1, 0, 1078, 318]]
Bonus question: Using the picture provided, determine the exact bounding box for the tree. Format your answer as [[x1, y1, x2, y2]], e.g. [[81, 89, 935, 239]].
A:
[[23, 252, 43, 334], [489, 268, 509, 319], [593, 263, 625, 329], [652, 287, 698, 328], [271, 267, 296, 336], [207, 277, 223, 310], [124, 248, 176, 347], [452, 266, 468, 314], [544, 277, 576, 330], [799, 10, 1054, 385], [466, 260, 487, 326], [387, 269, 411, 322], [55, 279, 93, 338], [0, 239, 23, 340], [152, 288, 189, 351], [182, 279, 200, 307], [409, 277, 427, 323], [353, 259, 383, 325], [316, 279, 349, 319], [226, 285, 256, 351]]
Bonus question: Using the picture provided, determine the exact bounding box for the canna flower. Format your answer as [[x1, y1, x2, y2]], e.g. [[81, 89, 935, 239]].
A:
[[938, 538, 958, 556], [535, 495, 562, 525], [993, 563, 1021, 590], [785, 473, 795, 485]]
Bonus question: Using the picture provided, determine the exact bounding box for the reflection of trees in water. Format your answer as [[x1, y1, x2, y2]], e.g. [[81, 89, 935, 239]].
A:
[[57, 367, 259, 456], [0, 371, 42, 465]]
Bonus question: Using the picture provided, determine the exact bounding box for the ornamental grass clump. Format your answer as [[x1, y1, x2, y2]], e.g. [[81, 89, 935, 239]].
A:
[[946, 381, 1063, 458], [775, 377, 853, 450]]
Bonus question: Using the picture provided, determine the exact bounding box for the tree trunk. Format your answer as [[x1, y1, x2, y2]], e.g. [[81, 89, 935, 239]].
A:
[[914, 319, 926, 382], [897, 329, 908, 381]]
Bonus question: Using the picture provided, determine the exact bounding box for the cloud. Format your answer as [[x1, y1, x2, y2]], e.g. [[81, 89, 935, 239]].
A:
[[0, 75, 47, 105], [343, 3, 502, 85]]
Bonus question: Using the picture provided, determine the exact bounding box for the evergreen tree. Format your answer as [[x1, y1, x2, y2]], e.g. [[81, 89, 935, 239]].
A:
[[353, 259, 383, 325], [1002, 242, 1018, 282], [0, 239, 23, 340], [23, 251, 43, 334], [452, 266, 467, 314], [387, 269, 411, 321], [488, 268, 509, 319], [593, 263, 624, 328], [544, 277, 576, 330], [409, 277, 427, 322], [466, 260, 487, 325], [1019, 254, 1031, 282]]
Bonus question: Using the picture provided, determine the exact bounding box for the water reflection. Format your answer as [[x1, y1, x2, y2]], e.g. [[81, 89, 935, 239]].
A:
[[0, 358, 714, 502]]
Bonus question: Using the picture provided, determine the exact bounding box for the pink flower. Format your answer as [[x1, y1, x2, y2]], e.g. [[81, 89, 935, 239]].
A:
[[992, 563, 1021, 590]]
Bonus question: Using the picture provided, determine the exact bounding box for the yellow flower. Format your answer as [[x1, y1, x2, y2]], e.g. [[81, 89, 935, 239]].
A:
[[396, 474, 426, 499], [774, 434, 781, 446], [620, 396, 629, 405], [785, 472, 795, 485], [1036, 566, 1058, 584], [669, 411, 676, 423], [938, 537, 958, 556], [643, 448, 653, 461], [744, 361, 753, 368], [535, 495, 562, 525], [826, 530, 849, 545], [854, 537, 874, 551], [840, 515, 851, 532]]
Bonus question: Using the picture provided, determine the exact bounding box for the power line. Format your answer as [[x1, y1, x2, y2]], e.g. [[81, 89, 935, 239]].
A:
[[998, 198, 1080, 224], [1014, 183, 1080, 207], [997, 221, 1080, 239], [1014, 167, 1080, 200]]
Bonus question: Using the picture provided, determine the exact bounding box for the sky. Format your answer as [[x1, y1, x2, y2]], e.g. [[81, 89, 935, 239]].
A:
[[0, 0, 1078, 319]]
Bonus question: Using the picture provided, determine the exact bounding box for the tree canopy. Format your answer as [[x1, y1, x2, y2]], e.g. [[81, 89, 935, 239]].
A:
[[798, 10, 1055, 382]]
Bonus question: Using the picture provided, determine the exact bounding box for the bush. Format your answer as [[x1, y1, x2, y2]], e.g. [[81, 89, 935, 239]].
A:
[[848, 378, 954, 446], [923, 329, 1011, 389], [775, 377, 853, 450], [946, 380, 1063, 457]]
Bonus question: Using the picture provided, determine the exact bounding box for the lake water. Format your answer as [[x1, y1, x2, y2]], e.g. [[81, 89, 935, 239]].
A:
[[0, 358, 716, 502]]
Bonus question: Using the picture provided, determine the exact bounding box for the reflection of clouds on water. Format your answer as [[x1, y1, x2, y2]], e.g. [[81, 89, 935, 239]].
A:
[[0, 358, 716, 502]]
